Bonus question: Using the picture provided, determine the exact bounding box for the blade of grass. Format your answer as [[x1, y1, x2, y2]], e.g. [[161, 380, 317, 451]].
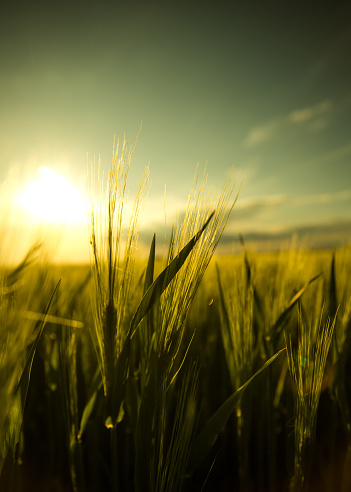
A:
[[144, 234, 156, 295], [107, 214, 214, 425], [187, 348, 286, 475], [268, 274, 322, 341], [329, 251, 338, 318], [215, 263, 235, 384], [130, 211, 214, 338], [78, 368, 103, 438], [22, 311, 84, 328], [141, 233, 156, 353]]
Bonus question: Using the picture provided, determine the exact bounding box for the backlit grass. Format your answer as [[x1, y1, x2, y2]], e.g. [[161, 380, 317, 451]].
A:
[[0, 136, 350, 492]]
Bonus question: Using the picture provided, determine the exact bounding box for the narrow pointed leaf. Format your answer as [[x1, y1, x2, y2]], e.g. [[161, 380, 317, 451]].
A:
[[22, 311, 84, 328], [329, 252, 340, 362], [143, 233, 156, 295], [187, 348, 286, 474], [329, 252, 337, 318], [216, 264, 231, 346], [143, 234, 156, 339], [109, 214, 213, 426], [107, 335, 131, 426], [244, 251, 252, 287], [269, 274, 321, 340], [79, 368, 103, 437], [216, 263, 235, 379], [242, 248, 265, 344], [130, 212, 214, 337], [166, 225, 175, 265]]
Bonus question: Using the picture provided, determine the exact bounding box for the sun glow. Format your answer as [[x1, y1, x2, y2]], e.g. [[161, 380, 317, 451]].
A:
[[15, 166, 86, 226]]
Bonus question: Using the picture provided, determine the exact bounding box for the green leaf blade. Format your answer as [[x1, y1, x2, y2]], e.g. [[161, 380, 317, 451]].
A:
[[130, 212, 214, 337], [187, 348, 285, 475]]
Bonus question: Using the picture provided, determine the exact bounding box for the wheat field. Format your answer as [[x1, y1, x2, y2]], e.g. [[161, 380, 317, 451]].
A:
[[1, 139, 350, 492]]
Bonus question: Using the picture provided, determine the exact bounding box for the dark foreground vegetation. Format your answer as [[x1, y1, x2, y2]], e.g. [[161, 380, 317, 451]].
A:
[[1, 246, 350, 492], [1, 140, 351, 491]]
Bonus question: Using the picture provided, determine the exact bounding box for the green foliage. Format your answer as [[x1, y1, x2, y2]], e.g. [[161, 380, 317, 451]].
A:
[[1, 243, 350, 492], [1, 136, 351, 492], [187, 348, 285, 475], [4, 278, 61, 458], [130, 212, 215, 339], [285, 307, 336, 491]]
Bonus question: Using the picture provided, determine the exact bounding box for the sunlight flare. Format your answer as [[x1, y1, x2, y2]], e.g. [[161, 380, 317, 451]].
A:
[[15, 166, 86, 226]]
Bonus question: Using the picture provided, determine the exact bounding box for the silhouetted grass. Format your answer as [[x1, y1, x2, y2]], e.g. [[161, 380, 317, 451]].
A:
[[1, 137, 350, 492]]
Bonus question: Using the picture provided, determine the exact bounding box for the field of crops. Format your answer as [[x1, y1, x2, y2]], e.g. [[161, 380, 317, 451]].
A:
[[1, 144, 350, 492]]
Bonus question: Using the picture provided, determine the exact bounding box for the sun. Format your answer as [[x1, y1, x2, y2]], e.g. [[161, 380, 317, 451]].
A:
[[15, 166, 86, 226]]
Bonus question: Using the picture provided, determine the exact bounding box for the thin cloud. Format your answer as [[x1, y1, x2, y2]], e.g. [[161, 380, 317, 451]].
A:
[[232, 189, 351, 221], [136, 190, 351, 255], [233, 195, 288, 219], [243, 119, 281, 147], [244, 99, 334, 147], [294, 189, 351, 205], [288, 100, 333, 124], [218, 218, 351, 253]]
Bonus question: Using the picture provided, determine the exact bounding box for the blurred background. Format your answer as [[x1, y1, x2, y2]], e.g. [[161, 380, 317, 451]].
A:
[[1, 0, 351, 263]]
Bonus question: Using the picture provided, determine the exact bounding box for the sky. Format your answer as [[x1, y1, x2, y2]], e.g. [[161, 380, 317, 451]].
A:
[[1, 0, 351, 262]]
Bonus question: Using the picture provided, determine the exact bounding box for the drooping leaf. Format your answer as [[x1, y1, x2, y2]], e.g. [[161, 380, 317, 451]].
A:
[[186, 348, 286, 474]]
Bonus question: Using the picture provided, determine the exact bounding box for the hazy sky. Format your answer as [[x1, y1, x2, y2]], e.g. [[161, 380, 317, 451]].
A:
[[1, 0, 351, 261]]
